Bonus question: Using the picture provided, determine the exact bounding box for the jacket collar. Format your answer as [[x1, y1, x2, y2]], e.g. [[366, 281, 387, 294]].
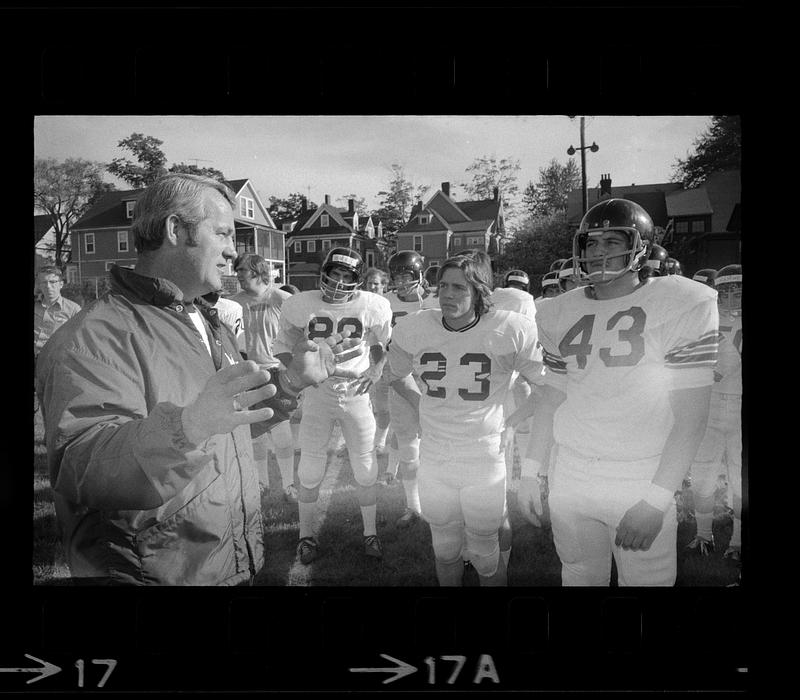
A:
[[109, 264, 215, 316]]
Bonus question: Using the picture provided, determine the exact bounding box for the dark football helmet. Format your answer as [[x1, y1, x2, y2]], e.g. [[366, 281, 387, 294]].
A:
[[692, 268, 717, 287], [320, 246, 363, 303], [664, 257, 683, 276], [573, 198, 653, 284], [644, 243, 669, 274], [424, 265, 440, 287], [503, 269, 530, 291], [388, 250, 425, 296], [715, 264, 742, 316]]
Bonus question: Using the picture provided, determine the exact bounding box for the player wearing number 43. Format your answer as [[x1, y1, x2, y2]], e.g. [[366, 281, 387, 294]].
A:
[[274, 247, 393, 564], [511, 198, 720, 586], [387, 255, 543, 586]]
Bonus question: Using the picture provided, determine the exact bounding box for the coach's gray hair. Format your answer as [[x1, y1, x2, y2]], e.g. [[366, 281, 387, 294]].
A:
[[132, 173, 236, 253], [438, 255, 494, 316]]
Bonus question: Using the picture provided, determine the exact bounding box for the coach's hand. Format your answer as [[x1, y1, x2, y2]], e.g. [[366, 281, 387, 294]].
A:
[[182, 361, 275, 445], [615, 500, 664, 551]]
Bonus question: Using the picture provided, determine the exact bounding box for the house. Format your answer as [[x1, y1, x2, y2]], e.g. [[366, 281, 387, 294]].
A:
[[33, 214, 79, 282], [395, 182, 508, 274], [565, 170, 740, 276], [69, 178, 286, 295], [283, 194, 380, 291]]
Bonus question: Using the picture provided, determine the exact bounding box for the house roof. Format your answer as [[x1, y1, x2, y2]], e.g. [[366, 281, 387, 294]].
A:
[[666, 187, 713, 217], [223, 179, 249, 194], [450, 220, 494, 234], [567, 181, 682, 226], [34, 214, 52, 243], [457, 199, 501, 222], [72, 188, 146, 229], [399, 189, 501, 235]]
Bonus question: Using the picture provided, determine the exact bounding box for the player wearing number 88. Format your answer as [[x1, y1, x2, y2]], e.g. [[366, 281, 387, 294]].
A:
[[520, 198, 720, 586], [273, 247, 393, 562], [387, 255, 543, 586]]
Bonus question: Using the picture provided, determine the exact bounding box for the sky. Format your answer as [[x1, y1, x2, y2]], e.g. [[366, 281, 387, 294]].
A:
[[34, 115, 712, 214]]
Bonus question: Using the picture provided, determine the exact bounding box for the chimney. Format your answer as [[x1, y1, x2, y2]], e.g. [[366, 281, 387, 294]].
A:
[[324, 194, 330, 205], [493, 186, 499, 201], [441, 181, 450, 197], [348, 198, 355, 214], [301, 196, 307, 212], [600, 174, 612, 196]]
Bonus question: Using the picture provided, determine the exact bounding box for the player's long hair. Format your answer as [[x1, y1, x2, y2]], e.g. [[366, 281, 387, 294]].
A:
[[437, 255, 494, 316]]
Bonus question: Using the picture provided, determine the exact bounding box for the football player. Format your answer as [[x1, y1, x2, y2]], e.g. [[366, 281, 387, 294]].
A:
[[664, 256, 683, 276], [232, 254, 296, 500], [387, 255, 543, 586], [274, 247, 392, 563], [638, 243, 669, 282], [517, 198, 719, 586], [687, 264, 742, 561], [383, 250, 439, 526], [538, 271, 561, 299], [558, 258, 586, 293], [692, 268, 718, 288]]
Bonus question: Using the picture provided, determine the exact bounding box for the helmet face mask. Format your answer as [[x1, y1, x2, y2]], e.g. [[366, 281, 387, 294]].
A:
[[320, 247, 363, 303], [573, 199, 653, 286], [541, 271, 561, 297]]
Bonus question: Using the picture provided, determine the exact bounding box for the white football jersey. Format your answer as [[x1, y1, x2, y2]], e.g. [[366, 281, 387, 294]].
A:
[[274, 289, 392, 382], [491, 287, 537, 319], [213, 297, 245, 351], [388, 309, 543, 444], [232, 286, 291, 367], [715, 311, 742, 395], [536, 275, 719, 461], [385, 289, 439, 328]]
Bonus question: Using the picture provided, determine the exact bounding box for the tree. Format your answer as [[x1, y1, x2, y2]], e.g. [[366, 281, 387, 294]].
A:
[[107, 133, 228, 188], [107, 133, 169, 188], [460, 155, 521, 222], [523, 158, 581, 220], [336, 194, 369, 215], [495, 213, 573, 283], [169, 162, 227, 181], [374, 163, 429, 233], [34, 157, 116, 267], [268, 192, 317, 221], [672, 115, 741, 188]]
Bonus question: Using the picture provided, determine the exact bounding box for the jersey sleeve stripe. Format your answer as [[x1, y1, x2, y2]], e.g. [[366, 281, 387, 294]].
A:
[[542, 350, 567, 373], [667, 331, 722, 353], [665, 352, 719, 367]]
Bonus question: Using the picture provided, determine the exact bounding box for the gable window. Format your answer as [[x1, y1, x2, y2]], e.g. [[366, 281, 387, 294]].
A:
[[322, 239, 332, 251], [419, 214, 429, 225], [294, 240, 302, 254], [125, 201, 135, 219], [413, 235, 423, 253], [466, 236, 483, 246], [320, 214, 330, 228], [282, 222, 294, 232], [117, 231, 129, 253], [307, 240, 316, 253], [239, 197, 255, 219], [85, 233, 95, 254]]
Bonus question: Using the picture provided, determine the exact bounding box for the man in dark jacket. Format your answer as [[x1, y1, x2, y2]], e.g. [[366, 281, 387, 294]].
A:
[[35, 173, 359, 585]]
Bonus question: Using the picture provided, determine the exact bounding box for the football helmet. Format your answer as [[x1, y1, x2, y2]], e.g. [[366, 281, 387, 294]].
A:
[[715, 264, 742, 316], [388, 250, 425, 297], [558, 257, 586, 292], [540, 270, 561, 297], [644, 243, 669, 273], [573, 198, 653, 284], [424, 265, 440, 287], [692, 268, 717, 287], [664, 257, 683, 276], [320, 246, 363, 303], [503, 269, 530, 291], [550, 258, 569, 273]]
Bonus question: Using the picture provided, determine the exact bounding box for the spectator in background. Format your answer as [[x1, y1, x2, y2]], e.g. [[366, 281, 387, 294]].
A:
[[34, 266, 81, 360], [364, 267, 389, 295], [232, 253, 296, 500]]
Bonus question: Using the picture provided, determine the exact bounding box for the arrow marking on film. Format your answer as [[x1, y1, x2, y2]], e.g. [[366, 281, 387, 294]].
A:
[[349, 654, 417, 684], [0, 654, 62, 684]]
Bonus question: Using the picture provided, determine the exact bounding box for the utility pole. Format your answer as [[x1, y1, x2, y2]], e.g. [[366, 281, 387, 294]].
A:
[[567, 117, 599, 217]]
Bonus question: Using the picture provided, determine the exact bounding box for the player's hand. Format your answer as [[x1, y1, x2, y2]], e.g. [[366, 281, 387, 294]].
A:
[[614, 500, 665, 551], [288, 331, 364, 387], [353, 361, 385, 395], [517, 475, 549, 528], [182, 361, 276, 445]]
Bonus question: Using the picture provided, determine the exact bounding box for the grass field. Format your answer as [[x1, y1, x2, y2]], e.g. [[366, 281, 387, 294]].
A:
[[33, 411, 741, 587]]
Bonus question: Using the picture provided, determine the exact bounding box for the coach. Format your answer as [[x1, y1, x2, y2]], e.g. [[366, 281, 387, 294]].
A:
[[36, 174, 358, 586]]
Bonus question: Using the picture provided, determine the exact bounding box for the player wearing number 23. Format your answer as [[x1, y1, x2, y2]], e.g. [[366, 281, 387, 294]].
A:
[[388, 255, 543, 586], [520, 198, 720, 586], [273, 247, 392, 563]]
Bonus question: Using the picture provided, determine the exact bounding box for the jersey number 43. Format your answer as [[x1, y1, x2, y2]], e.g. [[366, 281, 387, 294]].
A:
[[559, 307, 646, 369]]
